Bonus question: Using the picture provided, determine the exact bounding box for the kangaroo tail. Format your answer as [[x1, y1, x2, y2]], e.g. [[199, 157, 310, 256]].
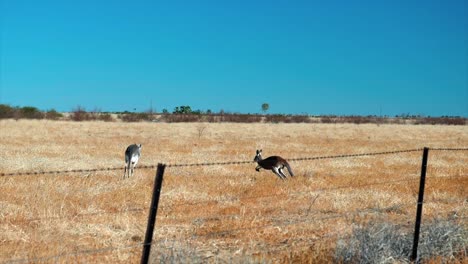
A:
[[285, 162, 294, 177]]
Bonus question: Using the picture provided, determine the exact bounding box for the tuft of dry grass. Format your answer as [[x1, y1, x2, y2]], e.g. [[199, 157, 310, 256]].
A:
[[334, 218, 467, 263], [0, 120, 467, 263]]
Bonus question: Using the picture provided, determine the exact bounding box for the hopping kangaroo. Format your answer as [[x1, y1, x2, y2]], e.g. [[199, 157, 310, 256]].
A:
[[123, 144, 142, 179], [254, 149, 294, 180]]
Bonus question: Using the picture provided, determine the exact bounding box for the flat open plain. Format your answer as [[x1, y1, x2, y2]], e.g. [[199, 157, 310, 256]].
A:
[[1, 120, 466, 263]]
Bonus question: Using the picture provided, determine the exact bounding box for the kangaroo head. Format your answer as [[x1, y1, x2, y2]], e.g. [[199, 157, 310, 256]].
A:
[[254, 149, 263, 162]]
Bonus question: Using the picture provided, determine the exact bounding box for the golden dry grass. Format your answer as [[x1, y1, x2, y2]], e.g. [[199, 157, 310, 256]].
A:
[[0, 119, 467, 263]]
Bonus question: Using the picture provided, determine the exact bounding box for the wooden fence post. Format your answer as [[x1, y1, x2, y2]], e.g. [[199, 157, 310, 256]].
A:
[[411, 147, 429, 262], [141, 163, 166, 264]]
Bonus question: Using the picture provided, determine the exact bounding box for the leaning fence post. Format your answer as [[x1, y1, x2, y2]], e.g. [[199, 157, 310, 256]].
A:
[[141, 163, 166, 264], [411, 147, 429, 262]]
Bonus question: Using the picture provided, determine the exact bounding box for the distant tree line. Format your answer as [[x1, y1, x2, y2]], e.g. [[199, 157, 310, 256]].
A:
[[0, 104, 466, 125], [0, 104, 62, 120]]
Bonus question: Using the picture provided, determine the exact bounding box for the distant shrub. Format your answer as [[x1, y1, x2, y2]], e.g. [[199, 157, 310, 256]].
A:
[[173, 106, 193, 114], [204, 114, 217, 123], [120, 112, 152, 122], [19, 106, 44, 119], [219, 114, 261, 123], [159, 113, 263, 123], [98, 113, 114, 122], [346, 115, 379, 124], [71, 106, 90, 121], [414, 117, 466, 126], [0, 104, 16, 119], [315, 115, 466, 125], [161, 114, 201, 123], [264, 114, 286, 123], [264, 114, 311, 123], [45, 109, 63, 120], [321, 116, 337, 123], [290, 115, 312, 123], [120, 113, 140, 122], [87, 112, 99, 121]]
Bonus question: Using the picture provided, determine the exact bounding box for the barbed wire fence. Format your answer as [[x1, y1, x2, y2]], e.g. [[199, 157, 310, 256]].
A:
[[1, 147, 467, 263], [1, 147, 467, 177], [0, 148, 432, 177]]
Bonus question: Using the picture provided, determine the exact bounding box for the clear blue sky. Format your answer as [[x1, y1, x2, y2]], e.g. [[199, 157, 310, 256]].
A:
[[1, 0, 467, 116]]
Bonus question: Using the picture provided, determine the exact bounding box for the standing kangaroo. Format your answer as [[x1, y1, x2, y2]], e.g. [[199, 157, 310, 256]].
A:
[[123, 144, 142, 179], [253, 149, 294, 180]]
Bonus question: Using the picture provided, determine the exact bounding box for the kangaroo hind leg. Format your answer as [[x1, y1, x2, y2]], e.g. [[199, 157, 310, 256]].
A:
[[273, 167, 286, 180], [278, 168, 288, 179], [124, 162, 130, 179]]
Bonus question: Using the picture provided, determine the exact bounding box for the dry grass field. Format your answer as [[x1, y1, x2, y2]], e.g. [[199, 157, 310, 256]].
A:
[[0, 119, 467, 263]]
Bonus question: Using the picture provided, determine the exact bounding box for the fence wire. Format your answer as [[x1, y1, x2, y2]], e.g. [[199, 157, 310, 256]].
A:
[[0, 147, 435, 177], [430, 147, 468, 151], [288, 148, 424, 162]]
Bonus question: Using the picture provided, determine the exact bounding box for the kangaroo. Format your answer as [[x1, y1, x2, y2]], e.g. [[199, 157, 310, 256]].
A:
[[253, 149, 294, 180], [123, 144, 142, 179]]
